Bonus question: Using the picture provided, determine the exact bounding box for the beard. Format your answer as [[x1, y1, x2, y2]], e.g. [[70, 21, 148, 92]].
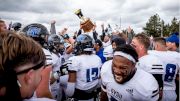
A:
[[112, 68, 136, 84], [114, 74, 124, 83]]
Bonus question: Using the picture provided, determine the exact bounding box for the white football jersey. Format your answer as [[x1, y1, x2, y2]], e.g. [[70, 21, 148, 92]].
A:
[[63, 52, 74, 62], [136, 54, 164, 75], [68, 54, 102, 90], [103, 40, 111, 48], [101, 60, 159, 101], [148, 50, 180, 101], [42, 48, 53, 65], [51, 53, 62, 72], [50, 52, 63, 99], [103, 45, 113, 58], [148, 50, 180, 90]]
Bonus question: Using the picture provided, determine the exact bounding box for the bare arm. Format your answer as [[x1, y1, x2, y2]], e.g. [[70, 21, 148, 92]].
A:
[[68, 71, 76, 82], [100, 88, 108, 101]]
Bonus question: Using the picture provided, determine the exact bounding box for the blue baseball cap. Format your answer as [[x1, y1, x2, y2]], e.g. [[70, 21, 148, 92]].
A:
[[172, 32, 179, 36], [166, 34, 179, 44]]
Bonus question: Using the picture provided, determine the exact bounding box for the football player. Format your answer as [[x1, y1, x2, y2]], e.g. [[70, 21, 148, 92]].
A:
[[65, 34, 102, 101], [101, 44, 159, 101], [47, 34, 68, 100], [0, 32, 55, 101], [131, 34, 164, 100], [22, 23, 53, 98], [149, 37, 180, 101]]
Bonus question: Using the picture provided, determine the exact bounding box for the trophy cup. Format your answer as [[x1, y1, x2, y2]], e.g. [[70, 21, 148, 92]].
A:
[[75, 9, 94, 33]]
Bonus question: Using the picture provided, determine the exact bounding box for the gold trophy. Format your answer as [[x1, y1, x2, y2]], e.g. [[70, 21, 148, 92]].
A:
[[75, 9, 94, 33]]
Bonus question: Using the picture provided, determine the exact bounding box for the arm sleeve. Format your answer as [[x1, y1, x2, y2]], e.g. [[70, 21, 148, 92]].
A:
[[65, 82, 75, 97], [50, 23, 56, 34], [153, 74, 163, 89], [102, 29, 105, 41], [77, 29, 82, 36], [93, 30, 98, 41]]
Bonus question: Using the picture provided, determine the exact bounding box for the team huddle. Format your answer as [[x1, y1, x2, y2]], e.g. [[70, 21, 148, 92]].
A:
[[0, 20, 179, 101]]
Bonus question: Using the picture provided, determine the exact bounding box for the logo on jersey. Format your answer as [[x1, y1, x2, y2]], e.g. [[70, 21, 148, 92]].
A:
[[110, 88, 122, 100], [126, 89, 133, 96]]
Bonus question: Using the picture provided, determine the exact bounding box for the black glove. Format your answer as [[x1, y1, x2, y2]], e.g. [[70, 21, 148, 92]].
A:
[[60, 63, 68, 76]]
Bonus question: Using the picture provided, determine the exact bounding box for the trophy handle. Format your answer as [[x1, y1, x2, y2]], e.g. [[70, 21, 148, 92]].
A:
[[75, 9, 86, 21]]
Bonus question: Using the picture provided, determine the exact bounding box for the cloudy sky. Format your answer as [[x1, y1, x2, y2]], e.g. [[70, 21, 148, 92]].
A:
[[0, 0, 179, 34]]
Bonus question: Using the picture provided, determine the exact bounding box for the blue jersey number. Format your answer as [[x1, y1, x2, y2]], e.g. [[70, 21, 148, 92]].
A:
[[86, 68, 99, 82], [164, 64, 176, 82]]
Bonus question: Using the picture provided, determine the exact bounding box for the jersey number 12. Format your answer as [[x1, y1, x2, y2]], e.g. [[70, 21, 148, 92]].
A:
[[86, 68, 99, 82]]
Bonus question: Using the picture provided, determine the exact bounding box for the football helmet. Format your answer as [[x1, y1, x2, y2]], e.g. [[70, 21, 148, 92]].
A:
[[48, 34, 64, 54], [22, 23, 49, 48], [73, 34, 93, 55], [12, 22, 22, 31]]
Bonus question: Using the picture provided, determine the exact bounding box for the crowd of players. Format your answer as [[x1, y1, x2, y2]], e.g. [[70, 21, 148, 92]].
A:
[[0, 19, 179, 101]]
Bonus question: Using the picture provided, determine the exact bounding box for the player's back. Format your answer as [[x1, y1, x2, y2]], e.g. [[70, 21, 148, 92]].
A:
[[148, 50, 179, 90], [148, 50, 179, 101], [68, 54, 102, 91]]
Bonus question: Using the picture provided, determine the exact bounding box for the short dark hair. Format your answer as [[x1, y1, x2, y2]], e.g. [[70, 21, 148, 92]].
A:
[[153, 37, 166, 46], [114, 44, 138, 62], [95, 39, 103, 47], [175, 43, 179, 48], [111, 37, 126, 46]]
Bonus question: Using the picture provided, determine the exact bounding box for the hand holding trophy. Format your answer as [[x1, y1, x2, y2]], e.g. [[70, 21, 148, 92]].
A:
[[75, 9, 94, 33]]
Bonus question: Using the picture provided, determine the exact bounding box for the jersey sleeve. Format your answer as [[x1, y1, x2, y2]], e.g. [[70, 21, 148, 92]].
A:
[[175, 52, 180, 69], [148, 57, 164, 75], [144, 80, 159, 101], [136, 70, 160, 101], [101, 67, 107, 92], [42, 48, 53, 65], [67, 56, 79, 72], [137, 55, 164, 75], [100, 60, 113, 92]]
